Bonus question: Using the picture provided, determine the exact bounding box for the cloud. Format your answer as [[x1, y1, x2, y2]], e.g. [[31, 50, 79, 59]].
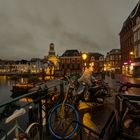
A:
[[0, 0, 139, 59]]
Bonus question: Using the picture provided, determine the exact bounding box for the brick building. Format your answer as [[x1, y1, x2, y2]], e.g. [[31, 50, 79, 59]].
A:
[[59, 50, 82, 75], [120, 1, 140, 76], [105, 49, 121, 73]]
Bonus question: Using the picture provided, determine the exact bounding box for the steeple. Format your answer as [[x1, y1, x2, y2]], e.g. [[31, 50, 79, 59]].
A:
[[48, 43, 55, 56]]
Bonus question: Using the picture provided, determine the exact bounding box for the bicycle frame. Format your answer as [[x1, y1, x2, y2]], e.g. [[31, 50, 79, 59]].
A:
[[1, 120, 25, 140], [60, 93, 140, 140]]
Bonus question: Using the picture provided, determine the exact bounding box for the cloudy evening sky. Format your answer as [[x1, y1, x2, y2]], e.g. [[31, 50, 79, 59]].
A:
[[0, 0, 139, 60]]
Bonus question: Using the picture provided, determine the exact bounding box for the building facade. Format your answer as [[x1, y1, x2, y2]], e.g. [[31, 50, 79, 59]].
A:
[[120, 1, 140, 76], [105, 49, 121, 73], [60, 50, 82, 76], [87, 53, 104, 73]]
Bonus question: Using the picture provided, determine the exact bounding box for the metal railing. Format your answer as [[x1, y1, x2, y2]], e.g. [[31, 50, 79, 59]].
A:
[[0, 81, 65, 139]]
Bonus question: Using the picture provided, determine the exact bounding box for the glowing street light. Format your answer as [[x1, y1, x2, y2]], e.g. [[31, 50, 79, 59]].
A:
[[82, 53, 88, 71], [82, 53, 87, 60], [130, 51, 134, 55]]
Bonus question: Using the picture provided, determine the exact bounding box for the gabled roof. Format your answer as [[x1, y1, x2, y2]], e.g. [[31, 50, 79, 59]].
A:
[[61, 50, 80, 57], [108, 49, 121, 55], [88, 52, 104, 60], [120, 0, 140, 33]]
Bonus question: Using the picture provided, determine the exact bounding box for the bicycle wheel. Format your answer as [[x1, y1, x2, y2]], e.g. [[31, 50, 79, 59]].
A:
[[25, 122, 40, 140], [129, 121, 140, 138], [48, 103, 80, 139], [0, 129, 7, 140]]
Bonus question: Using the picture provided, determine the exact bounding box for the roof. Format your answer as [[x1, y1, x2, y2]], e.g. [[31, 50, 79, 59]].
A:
[[88, 52, 104, 60], [61, 50, 80, 57], [108, 49, 121, 55], [120, 0, 140, 33]]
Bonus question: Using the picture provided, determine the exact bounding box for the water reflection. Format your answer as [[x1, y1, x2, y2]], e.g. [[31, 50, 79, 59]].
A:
[[0, 76, 29, 104]]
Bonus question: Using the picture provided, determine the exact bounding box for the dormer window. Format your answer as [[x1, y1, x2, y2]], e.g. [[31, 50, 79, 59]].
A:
[[91, 56, 95, 61]]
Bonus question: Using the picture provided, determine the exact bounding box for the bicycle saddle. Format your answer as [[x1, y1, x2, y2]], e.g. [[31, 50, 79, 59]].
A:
[[5, 108, 26, 123]]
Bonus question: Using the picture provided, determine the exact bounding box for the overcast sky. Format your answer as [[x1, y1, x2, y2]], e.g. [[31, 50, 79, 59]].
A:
[[0, 0, 139, 60]]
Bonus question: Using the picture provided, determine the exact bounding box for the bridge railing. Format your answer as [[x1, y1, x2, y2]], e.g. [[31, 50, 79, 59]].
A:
[[0, 81, 65, 139]]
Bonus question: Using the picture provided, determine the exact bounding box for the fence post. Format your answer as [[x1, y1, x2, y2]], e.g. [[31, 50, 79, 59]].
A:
[[38, 86, 43, 139]]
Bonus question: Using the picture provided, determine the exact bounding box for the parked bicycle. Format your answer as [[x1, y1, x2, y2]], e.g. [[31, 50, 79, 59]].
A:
[[83, 79, 111, 104], [48, 76, 81, 139], [48, 75, 111, 139], [0, 108, 41, 140], [108, 93, 140, 140], [49, 80, 140, 140], [118, 81, 140, 94]]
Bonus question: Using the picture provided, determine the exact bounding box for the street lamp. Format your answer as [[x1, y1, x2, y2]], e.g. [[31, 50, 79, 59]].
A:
[[129, 51, 134, 75], [130, 51, 134, 59], [82, 53, 87, 71]]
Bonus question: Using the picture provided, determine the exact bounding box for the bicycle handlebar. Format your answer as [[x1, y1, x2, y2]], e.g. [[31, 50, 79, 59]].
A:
[[118, 94, 136, 111], [118, 82, 140, 88]]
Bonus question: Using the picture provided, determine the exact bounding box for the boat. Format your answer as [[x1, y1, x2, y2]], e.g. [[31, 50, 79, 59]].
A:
[[11, 83, 35, 94]]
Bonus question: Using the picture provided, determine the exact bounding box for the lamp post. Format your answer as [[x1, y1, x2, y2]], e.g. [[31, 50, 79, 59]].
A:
[[82, 53, 87, 71], [130, 51, 134, 60], [129, 51, 134, 75]]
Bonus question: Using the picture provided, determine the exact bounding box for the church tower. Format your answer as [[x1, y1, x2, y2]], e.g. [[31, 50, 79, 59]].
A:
[[48, 43, 55, 56]]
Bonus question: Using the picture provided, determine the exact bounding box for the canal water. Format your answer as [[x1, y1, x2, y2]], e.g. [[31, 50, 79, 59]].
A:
[[0, 76, 15, 104], [0, 76, 33, 139], [0, 76, 29, 104]]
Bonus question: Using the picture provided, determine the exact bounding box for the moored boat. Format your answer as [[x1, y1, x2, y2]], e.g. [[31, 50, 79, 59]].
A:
[[11, 83, 35, 94]]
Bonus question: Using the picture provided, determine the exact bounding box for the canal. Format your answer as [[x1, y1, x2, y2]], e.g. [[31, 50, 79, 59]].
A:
[[0, 76, 15, 104], [0, 76, 36, 139], [0, 76, 29, 104]]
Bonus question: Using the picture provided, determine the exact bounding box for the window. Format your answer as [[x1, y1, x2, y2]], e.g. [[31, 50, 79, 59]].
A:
[[136, 17, 140, 25], [134, 31, 138, 42], [91, 56, 95, 61]]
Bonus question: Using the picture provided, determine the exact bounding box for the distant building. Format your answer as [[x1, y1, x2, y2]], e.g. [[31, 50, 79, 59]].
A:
[[60, 49, 82, 75], [105, 49, 121, 73], [87, 53, 104, 73], [30, 58, 43, 74], [119, 1, 140, 76], [43, 43, 60, 78], [48, 43, 55, 56], [0, 59, 30, 73]]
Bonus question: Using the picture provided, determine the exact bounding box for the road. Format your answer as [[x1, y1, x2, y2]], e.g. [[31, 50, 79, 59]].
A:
[[105, 74, 140, 95]]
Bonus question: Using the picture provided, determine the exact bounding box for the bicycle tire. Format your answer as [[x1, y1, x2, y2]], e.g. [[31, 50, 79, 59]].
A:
[[48, 103, 80, 139], [25, 122, 41, 140], [128, 121, 140, 138], [0, 129, 7, 140]]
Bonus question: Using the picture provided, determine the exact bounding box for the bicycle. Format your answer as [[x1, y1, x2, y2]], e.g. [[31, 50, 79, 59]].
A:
[[48, 75, 112, 139], [56, 81, 140, 140], [0, 108, 41, 140], [83, 79, 111, 103], [48, 76, 82, 139], [107, 93, 140, 140]]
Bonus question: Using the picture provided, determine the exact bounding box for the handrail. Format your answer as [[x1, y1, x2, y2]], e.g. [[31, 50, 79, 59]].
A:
[[0, 82, 62, 108], [62, 120, 100, 140], [0, 80, 65, 140]]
